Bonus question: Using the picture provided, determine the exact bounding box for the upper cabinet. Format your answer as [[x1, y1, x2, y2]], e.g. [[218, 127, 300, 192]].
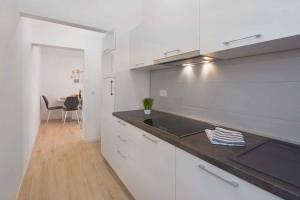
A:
[[101, 51, 114, 77], [129, 0, 300, 69], [102, 29, 116, 54], [200, 0, 300, 58], [142, 0, 200, 61], [130, 25, 160, 69]]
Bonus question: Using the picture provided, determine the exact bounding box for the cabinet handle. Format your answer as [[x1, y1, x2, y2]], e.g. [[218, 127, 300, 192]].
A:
[[135, 62, 144, 67], [198, 164, 239, 188], [110, 80, 113, 96], [164, 49, 181, 57], [103, 48, 112, 54], [142, 134, 158, 144], [117, 120, 126, 126], [223, 34, 262, 46], [117, 135, 126, 142], [117, 150, 126, 159]]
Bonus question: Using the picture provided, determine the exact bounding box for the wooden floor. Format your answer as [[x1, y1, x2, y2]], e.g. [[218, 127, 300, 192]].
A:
[[18, 121, 133, 200]]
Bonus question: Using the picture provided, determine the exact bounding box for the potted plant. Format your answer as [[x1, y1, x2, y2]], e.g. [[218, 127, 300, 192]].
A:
[[143, 98, 154, 115]]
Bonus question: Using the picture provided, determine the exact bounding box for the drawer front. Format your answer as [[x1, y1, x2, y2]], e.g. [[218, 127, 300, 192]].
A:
[[112, 117, 140, 159], [101, 119, 131, 184], [176, 148, 282, 200], [176, 148, 238, 200]]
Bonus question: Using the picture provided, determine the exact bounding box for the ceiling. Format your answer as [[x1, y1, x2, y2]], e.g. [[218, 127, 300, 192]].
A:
[[18, 0, 142, 32]]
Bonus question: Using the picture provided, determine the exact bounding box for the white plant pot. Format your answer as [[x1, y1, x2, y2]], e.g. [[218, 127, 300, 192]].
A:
[[144, 109, 151, 115]]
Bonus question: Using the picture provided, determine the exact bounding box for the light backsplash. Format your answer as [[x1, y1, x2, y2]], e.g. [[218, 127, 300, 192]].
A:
[[150, 49, 300, 145]]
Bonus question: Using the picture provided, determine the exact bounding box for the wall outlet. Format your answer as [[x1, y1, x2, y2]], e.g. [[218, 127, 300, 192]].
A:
[[160, 90, 167, 97]]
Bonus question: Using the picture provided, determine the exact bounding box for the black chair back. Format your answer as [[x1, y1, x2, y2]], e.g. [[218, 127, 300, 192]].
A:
[[42, 95, 49, 109], [64, 96, 79, 110]]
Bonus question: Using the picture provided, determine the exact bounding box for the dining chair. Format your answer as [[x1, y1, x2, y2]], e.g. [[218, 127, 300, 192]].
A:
[[63, 96, 80, 125], [42, 95, 64, 123], [78, 98, 83, 129]]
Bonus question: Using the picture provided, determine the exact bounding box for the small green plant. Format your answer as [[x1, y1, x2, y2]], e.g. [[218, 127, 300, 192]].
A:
[[143, 98, 154, 110]]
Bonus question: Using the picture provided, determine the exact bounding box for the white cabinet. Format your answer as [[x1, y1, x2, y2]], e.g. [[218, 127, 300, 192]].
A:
[[129, 0, 200, 69], [176, 148, 282, 200], [128, 125, 175, 200], [100, 118, 116, 167], [176, 148, 238, 200], [101, 118, 134, 186], [101, 117, 175, 200], [200, 0, 300, 55], [101, 51, 114, 77], [129, 25, 160, 69], [102, 29, 116, 54], [102, 30, 116, 77], [102, 118, 283, 200], [101, 78, 115, 121], [142, 0, 200, 60]]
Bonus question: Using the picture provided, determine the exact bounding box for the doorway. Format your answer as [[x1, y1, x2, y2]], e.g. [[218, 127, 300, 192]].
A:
[[36, 45, 85, 129]]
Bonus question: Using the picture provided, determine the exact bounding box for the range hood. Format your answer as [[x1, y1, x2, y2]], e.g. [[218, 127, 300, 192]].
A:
[[131, 50, 217, 71], [154, 50, 216, 68]]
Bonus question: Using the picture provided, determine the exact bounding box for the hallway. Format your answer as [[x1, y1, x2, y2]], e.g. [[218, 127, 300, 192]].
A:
[[18, 122, 133, 200]]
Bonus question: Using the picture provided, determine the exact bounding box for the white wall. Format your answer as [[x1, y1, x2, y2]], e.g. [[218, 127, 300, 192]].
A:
[[151, 49, 300, 145], [40, 46, 84, 120], [0, 1, 30, 199], [22, 18, 104, 141], [27, 46, 41, 148]]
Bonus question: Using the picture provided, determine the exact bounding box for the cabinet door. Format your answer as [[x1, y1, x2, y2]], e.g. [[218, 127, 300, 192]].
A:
[[100, 119, 116, 166], [131, 128, 176, 200], [200, 0, 300, 54], [130, 26, 147, 69], [176, 148, 282, 200], [176, 148, 238, 200], [102, 29, 116, 54], [101, 51, 114, 77], [102, 78, 115, 121], [101, 118, 134, 188], [130, 25, 161, 69], [143, 0, 200, 60]]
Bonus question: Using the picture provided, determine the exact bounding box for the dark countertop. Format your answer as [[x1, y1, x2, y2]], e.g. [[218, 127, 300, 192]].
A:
[[113, 110, 300, 200]]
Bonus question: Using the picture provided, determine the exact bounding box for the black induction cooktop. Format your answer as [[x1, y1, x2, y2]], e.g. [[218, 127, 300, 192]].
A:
[[143, 115, 215, 138]]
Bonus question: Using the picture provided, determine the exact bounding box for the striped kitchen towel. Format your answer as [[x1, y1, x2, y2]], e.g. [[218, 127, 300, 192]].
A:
[[205, 127, 246, 146]]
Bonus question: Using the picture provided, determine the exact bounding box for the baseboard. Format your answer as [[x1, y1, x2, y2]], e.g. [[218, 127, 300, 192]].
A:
[[84, 136, 101, 142]]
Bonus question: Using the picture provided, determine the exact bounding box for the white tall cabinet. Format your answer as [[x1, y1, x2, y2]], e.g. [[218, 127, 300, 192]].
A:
[[102, 77, 115, 121]]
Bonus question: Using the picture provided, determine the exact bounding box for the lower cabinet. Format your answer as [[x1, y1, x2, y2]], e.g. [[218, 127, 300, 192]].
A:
[[102, 117, 282, 200], [175, 148, 283, 200], [101, 117, 175, 200]]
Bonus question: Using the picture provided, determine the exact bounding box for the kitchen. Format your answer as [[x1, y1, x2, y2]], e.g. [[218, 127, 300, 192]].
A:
[[1, 0, 300, 200], [101, 1, 300, 200]]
